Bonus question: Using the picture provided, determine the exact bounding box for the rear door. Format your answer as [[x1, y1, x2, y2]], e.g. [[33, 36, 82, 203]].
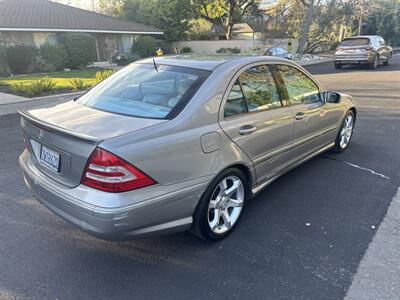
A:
[[274, 64, 339, 164], [219, 64, 294, 184]]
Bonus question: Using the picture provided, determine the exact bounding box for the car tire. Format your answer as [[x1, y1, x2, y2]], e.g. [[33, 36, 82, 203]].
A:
[[332, 110, 355, 153], [383, 54, 391, 66], [191, 168, 248, 241], [334, 63, 342, 69], [370, 54, 379, 69]]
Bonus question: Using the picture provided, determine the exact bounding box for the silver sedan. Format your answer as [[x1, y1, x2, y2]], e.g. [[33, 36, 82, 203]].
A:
[[19, 56, 357, 241]]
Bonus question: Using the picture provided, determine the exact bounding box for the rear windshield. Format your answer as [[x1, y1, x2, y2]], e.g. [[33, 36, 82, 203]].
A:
[[340, 38, 370, 46], [77, 63, 210, 119]]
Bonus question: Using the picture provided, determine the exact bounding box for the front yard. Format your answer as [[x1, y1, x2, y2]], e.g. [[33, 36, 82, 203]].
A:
[[0, 68, 114, 97]]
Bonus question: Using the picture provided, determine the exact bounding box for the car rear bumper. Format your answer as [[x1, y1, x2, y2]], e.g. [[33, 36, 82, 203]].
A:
[[19, 150, 210, 240], [334, 53, 373, 64]]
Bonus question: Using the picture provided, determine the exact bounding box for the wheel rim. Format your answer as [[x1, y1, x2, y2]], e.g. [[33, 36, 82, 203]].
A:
[[207, 175, 244, 234], [339, 115, 354, 149]]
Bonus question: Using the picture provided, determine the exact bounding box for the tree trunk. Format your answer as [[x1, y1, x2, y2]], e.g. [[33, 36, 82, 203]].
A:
[[226, 21, 234, 40], [225, 1, 236, 40], [297, 0, 314, 54]]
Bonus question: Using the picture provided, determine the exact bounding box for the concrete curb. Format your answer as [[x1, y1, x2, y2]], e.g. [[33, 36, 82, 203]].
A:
[[345, 187, 400, 300]]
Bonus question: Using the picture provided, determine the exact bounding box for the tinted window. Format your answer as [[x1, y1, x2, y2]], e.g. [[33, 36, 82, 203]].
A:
[[77, 64, 209, 119], [239, 65, 281, 111], [277, 65, 321, 105], [224, 80, 247, 117], [340, 38, 370, 46]]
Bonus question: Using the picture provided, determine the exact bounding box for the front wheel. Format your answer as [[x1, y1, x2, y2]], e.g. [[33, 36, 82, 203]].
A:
[[192, 168, 247, 240], [332, 111, 355, 153]]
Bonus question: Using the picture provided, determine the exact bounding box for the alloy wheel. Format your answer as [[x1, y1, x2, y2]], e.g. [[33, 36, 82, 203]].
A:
[[339, 114, 354, 149], [207, 175, 244, 234]]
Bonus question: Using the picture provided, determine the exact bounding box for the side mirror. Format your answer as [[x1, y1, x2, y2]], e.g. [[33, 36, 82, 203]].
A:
[[324, 91, 341, 103]]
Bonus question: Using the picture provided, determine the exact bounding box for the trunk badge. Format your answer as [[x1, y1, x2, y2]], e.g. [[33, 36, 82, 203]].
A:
[[38, 129, 44, 140]]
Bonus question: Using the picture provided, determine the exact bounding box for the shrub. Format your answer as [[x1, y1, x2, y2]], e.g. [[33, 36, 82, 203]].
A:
[[180, 46, 192, 53], [216, 47, 241, 54], [0, 66, 10, 77], [6, 45, 37, 74], [11, 77, 56, 97], [40, 43, 67, 71], [0, 40, 10, 77], [60, 33, 96, 69], [95, 69, 115, 83], [10, 82, 26, 95], [131, 36, 156, 58], [69, 78, 86, 90], [38, 76, 56, 92]]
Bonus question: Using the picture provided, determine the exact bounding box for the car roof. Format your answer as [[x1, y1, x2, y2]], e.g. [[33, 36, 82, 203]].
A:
[[137, 55, 291, 71]]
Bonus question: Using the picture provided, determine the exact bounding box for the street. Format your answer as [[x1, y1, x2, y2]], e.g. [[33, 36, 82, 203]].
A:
[[0, 57, 399, 299]]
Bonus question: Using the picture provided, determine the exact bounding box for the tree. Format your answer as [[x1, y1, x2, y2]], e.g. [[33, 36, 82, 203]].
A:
[[296, 0, 324, 54], [122, 0, 194, 42], [362, 0, 400, 46], [193, 0, 260, 39], [97, 0, 123, 16]]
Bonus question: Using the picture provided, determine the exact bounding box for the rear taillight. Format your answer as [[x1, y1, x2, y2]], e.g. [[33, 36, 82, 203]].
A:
[[335, 47, 343, 52], [81, 147, 156, 193]]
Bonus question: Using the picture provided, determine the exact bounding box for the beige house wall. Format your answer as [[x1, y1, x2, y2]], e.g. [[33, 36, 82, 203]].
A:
[[171, 38, 299, 54]]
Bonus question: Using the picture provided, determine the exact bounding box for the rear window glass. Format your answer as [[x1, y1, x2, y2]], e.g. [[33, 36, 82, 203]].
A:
[[77, 64, 210, 119], [340, 38, 369, 46]]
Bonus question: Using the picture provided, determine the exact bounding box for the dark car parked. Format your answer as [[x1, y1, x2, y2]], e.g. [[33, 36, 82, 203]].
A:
[[334, 35, 392, 69], [264, 47, 293, 60]]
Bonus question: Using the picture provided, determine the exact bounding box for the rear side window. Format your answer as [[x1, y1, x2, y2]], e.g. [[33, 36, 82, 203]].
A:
[[340, 38, 370, 46], [240, 65, 281, 111], [225, 80, 247, 117], [77, 64, 210, 119], [224, 65, 281, 117], [276, 65, 321, 105]]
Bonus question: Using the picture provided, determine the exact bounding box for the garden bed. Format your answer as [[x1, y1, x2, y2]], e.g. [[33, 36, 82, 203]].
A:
[[0, 68, 112, 98]]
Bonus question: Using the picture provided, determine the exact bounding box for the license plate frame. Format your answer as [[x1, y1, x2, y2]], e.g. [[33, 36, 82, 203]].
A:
[[39, 145, 61, 172]]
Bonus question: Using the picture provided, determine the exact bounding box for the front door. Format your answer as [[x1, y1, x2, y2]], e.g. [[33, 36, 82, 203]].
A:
[[274, 64, 339, 164], [219, 64, 294, 184]]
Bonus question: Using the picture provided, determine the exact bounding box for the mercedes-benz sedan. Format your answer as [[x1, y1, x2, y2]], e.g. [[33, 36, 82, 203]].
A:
[[19, 56, 357, 241]]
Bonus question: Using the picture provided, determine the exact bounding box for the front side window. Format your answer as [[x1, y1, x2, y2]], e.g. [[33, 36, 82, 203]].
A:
[[77, 64, 209, 119], [276, 65, 321, 105]]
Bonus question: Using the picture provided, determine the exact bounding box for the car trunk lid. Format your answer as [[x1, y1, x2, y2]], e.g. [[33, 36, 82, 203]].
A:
[[20, 101, 167, 187]]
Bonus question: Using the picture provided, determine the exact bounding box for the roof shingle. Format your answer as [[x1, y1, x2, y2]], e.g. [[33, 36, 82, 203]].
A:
[[0, 0, 162, 34]]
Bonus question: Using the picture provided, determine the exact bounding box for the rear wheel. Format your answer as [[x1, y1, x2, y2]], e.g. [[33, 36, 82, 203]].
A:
[[370, 54, 379, 69], [334, 63, 342, 69], [383, 53, 391, 66], [192, 168, 247, 240], [332, 110, 355, 153]]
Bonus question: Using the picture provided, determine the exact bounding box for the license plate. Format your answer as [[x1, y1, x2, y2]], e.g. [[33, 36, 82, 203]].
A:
[[40, 145, 60, 172]]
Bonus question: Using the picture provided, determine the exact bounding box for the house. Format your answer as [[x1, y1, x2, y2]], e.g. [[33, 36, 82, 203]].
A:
[[0, 0, 163, 61], [212, 23, 255, 40]]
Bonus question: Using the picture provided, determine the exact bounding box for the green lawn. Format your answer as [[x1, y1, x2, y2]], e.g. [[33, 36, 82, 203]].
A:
[[0, 68, 110, 89]]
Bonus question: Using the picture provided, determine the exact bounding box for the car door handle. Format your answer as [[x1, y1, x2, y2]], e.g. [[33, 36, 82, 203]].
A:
[[295, 112, 306, 120], [238, 125, 257, 135]]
